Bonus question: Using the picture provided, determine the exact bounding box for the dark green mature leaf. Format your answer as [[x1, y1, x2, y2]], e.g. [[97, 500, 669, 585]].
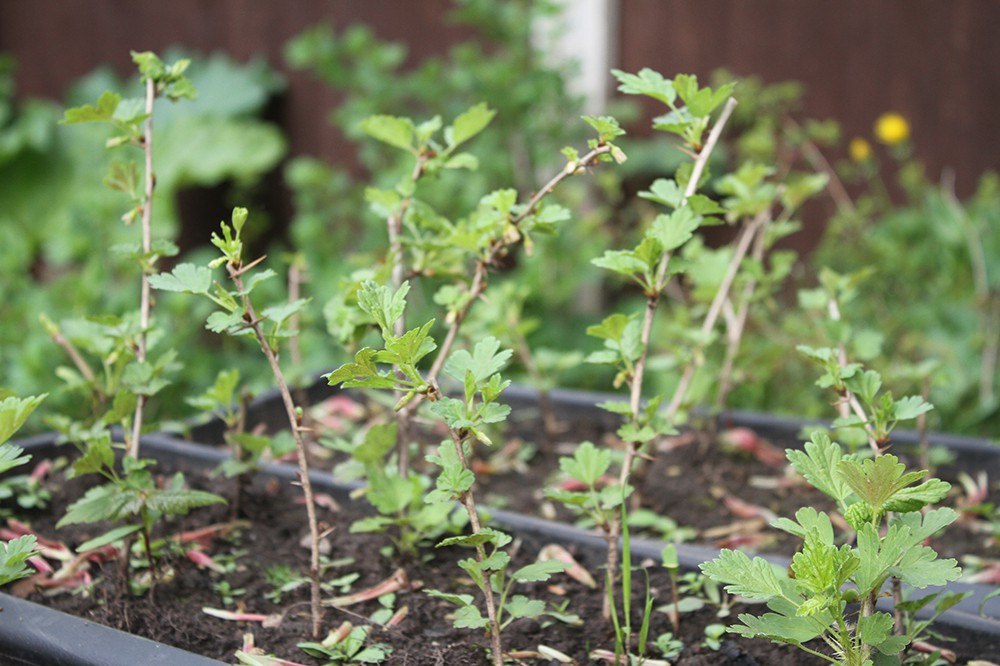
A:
[[836, 454, 927, 509], [57, 483, 128, 527], [76, 524, 143, 553], [146, 487, 226, 516]]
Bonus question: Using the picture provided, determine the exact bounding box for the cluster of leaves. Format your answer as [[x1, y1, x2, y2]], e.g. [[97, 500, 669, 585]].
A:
[[0, 394, 46, 586], [58, 441, 224, 564], [330, 421, 464, 555], [703, 430, 961, 664]]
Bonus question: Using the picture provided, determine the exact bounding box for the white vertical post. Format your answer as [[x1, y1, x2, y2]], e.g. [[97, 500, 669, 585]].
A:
[[535, 0, 619, 115]]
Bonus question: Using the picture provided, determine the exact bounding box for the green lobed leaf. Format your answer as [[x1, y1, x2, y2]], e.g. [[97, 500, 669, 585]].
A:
[[511, 560, 568, 582], [0, 394, 46, 446], [700, 549, 785, 600], [785, 432, 852, 504], [559, 441, 610, 487]]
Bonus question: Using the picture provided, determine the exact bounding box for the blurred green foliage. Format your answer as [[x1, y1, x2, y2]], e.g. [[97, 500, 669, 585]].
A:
[[0, 50, 287, 426]]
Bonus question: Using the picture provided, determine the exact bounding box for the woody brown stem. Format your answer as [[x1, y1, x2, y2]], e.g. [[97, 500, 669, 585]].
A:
[[228, 264, 323, 639]]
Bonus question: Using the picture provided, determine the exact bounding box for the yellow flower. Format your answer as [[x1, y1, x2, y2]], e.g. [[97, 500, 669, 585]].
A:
[[849, 137, 872, 162], [874, 112, 910, 145]]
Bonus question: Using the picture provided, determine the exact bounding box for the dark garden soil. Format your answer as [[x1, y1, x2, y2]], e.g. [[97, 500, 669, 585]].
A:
[[300, 393, 1000, 566], [8, 458, 830, 665]]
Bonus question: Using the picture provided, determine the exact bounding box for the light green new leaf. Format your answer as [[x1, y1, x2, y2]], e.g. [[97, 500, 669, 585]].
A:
[[505, 595, 545, 620], [0, 444, 30, 476], [559, 441, 610, 487], [771, 507, 834, 543], [639, 178, 683, 209], [648, 207, 702, 252], [148, 263, 213, 295], [443, 337, 511, 389], [892, 395, 934, 422], [61, 91, 121, 125], [446, 103, 496, 149], [425, 590, 474, 607], [0, 534, 39, 586], [785, 433, 852, 504], [0, 394, 46, 446], [612, 68, 676, 106], [582, 115, 625, 142], [453, 605, 489, 629], [357, 280, 409, 335], [360, 115, 415, 152]]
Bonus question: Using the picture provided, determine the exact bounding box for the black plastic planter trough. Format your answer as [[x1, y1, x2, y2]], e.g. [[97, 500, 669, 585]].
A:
[[3, 384, 1000, 664]]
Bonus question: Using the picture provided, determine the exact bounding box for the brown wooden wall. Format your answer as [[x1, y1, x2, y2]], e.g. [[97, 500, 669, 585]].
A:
[[0, 0, 468, 163], [618, 0, 1000, 198], [2, 1, 998, 231]]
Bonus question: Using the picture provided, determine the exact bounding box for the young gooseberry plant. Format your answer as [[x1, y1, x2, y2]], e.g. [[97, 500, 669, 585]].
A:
[[57, 51, 195, 459], [150, 207, 323, 637], [702, 429, 961, 665], [704, 331, 957, 664], [327, 282, 566, 666], [57, 447, 224, 598], [48, 52, 224, 597], [187, 369, 288, 517], [344, 104, 622, 473], [0, 394, 46, 587], [552, 69, 740, 621]]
